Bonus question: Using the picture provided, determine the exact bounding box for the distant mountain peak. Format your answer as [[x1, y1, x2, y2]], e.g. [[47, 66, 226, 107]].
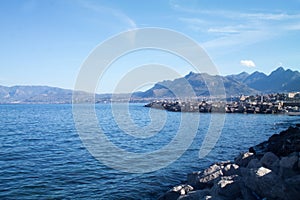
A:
[[276, 66, 284, 70], [251, 71, 266, 76], [273, 66, 285, 73], [185, 71, 197, 78], [238, 71, 249, 76]]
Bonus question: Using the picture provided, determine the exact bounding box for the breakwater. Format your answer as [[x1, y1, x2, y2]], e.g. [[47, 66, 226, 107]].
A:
[[145, 100, 299, 114]]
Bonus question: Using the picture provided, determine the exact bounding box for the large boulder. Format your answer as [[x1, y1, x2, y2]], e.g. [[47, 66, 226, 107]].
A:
[[211, 175, 241, 199], [284, 175, 300, 200], [243, 167, 286, 199], [238, 181, 258, 200], [279, 153, 299, 178], [259, 151, 279, 172], [246, 158, 261, 169]]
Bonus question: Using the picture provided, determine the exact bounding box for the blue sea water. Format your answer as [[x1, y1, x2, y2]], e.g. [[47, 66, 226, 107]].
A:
[[0, 104, 298, 199]]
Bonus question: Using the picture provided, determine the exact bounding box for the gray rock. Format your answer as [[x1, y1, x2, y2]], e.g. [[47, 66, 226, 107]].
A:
[[198, 170, 223, 189], [187, 171, 201, 187], [158, 191, 180, 200], [235, 152, 255, 167], [280, 154, 298, 169], [222, 163, 240, 176], [172, 185, 183, 192], [246, 158, 262, 169], [284, 175, 300, 200], [243, 166, 286, 199], [178, 189, 211, 200], [202, 164, 224, 176], [260, 152, 279, 168], [279, 154, 298, 178], [188, 164, 224, 189], [238, 181, 258, 200], [211, 175, 241, 199], [170, 184, 194, 196]]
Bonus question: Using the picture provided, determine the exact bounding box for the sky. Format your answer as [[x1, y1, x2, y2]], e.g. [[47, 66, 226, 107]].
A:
[[1, 0, 300, 93]]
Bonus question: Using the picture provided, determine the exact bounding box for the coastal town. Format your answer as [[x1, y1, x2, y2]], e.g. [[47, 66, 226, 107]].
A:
[[145, 92, 300, 114]]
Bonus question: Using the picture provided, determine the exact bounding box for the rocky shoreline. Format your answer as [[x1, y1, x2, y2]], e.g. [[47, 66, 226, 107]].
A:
[[159, 125, 300, 200]]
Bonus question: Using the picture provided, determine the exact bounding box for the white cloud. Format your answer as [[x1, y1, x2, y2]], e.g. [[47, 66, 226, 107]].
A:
[[240, 60, 256, 68]]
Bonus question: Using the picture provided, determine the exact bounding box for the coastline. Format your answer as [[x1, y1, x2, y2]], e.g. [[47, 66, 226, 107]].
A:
[[159, 125, 300, 200]]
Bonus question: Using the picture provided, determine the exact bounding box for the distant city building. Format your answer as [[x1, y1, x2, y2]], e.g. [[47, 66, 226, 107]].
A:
[[288, 92, 300, 98]]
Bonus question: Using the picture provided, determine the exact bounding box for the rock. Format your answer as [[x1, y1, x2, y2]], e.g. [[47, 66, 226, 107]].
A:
[[249, 141, 268, 157], [222, 164, 240, 176], [259, 151, 279, 172], [172, 185, 183, 192], [246, 158, 261, 169], [159, 184, 194, 200], [188, 164, 224, 189], [284, 175, 300, 200], [160, 126, 300, 200], [238, 181, 258, 200], [243, 167, 286, 199], [202, 163, 223, 176], [279, 154, 298, 178], [256, 166, 271, 176], [172, 184, 194, 196], [178, 189, 211, 200], [211, 175, 241, 199], [187, 171, 201, 187], [280, 154, 298, 169], [267, 126, 300, 157], [158, 191, 180, 200], [234, 152, 255, 167], [198, 170, 223, 189], [180, 185, 194, 195], [249, 126, 300, 157]]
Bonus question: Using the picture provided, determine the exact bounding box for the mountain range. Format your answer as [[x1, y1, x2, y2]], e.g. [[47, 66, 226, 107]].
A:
[[134, 67, 300, 99], [0, 67, 299, 103]]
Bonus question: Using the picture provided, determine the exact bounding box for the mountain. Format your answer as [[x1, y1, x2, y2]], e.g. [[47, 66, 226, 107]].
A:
[[0, 85, 134, 104], [0, 85, 74, 104], [243, 67, 300, 93], [226, 72, 249, 82], [136, 67, 300, 99], [243, 71, 268, 89], [134, 72, 258, 98]]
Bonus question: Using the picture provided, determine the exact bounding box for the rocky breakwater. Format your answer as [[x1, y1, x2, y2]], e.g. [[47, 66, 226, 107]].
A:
[[159, 125, 300, 200]]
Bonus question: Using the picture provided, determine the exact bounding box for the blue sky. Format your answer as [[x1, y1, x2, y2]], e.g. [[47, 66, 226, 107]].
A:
[[1, 0, 300, 93]]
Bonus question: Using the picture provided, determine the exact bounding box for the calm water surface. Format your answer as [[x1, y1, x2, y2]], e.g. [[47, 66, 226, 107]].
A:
[[0, 104, 298, 199]]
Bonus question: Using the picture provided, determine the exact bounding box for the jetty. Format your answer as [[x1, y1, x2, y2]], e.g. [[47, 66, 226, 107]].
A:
[[145, 93, 300, 114]]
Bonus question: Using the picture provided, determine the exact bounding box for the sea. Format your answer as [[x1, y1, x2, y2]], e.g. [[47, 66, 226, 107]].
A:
[[0, 103, 298, 199]]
